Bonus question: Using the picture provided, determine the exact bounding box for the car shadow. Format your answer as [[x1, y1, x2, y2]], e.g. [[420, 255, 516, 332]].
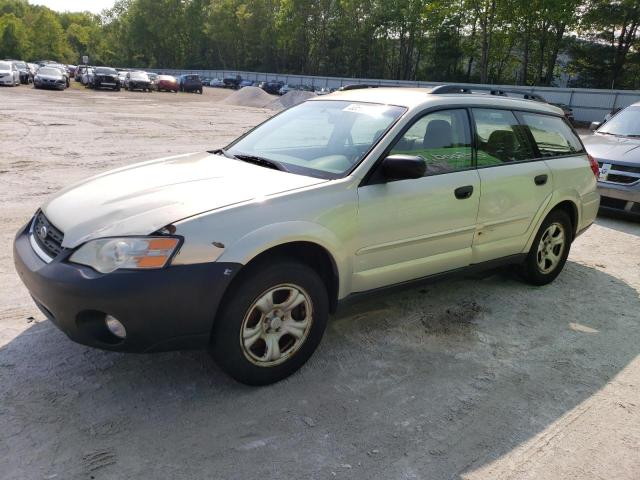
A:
[[596, 211, 640, 235], [1, 261, 639, 479]]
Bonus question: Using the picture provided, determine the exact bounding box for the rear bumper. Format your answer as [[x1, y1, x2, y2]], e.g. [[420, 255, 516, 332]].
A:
[[13, 223, 241, 352]]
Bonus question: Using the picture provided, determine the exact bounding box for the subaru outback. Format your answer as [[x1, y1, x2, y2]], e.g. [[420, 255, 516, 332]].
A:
[[13, 86, 600, 385]]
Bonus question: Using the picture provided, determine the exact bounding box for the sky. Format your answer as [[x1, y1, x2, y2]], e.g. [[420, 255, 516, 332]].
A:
[[30, 0, 116, 14]]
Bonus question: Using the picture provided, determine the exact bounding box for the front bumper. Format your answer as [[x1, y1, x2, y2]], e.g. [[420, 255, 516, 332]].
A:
[[13, 223, 241, 352], [597, 181, 640, 216]]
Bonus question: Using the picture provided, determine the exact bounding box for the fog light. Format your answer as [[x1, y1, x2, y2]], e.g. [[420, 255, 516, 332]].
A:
[[105, 315, 126, 339]]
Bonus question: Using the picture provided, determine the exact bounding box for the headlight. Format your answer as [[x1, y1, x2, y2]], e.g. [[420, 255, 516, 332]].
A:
[[70, 237, 181, 274]]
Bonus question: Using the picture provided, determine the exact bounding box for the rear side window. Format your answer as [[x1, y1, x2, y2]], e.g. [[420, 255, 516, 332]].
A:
[[390, 109, 472, 175], [520, 113, 584, 157], [472, 109, 534, 165]]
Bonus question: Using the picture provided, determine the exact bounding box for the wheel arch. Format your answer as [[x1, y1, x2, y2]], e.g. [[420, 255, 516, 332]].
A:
[[551, 200, 579, 238]]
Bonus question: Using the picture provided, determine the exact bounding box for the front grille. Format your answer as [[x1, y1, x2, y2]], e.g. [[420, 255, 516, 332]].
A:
[[614, 164, 640, 174], [32, 211, 64, 258], [606, 173, 638, 184]]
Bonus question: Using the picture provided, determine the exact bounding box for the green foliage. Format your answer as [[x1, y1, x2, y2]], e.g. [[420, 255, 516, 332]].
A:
[[1, 0, 640, 89]]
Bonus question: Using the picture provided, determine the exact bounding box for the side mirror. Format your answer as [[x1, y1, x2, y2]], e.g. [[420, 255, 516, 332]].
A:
[[381, 154, 426, 181], [589, 121, 601, 131]]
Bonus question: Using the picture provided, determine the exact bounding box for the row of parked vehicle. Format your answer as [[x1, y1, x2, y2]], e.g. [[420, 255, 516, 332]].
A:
[[74, 66, 204, 94], [199, 75, 334, 96]]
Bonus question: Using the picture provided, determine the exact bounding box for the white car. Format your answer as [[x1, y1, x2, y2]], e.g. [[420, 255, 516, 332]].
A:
[[0, 61, 20, 86], [14, 86, 600, 385]]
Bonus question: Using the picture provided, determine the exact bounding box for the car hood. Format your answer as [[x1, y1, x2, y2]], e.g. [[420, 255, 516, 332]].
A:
[[37, 74, 63, 80], [0, 69, 11, 74], [43, 152, 327, 248], [582, 134, 640, 166]]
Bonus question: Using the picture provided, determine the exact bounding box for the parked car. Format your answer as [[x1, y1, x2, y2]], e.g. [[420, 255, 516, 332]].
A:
[[209, 78, 224, 88], [33, 66, 67, 90], [147, 72, 159, 91], [261, 80, 284, 95], [5, 60, 32, 84], [88, 67, 120, 91], [278, 84, 293, 96], [223, 75, 242, 89], [315, 87, 331, 95], [81, 67, 94, 86], [552, 103, 574, 123], [156, 74, 179, 92], [179, 74, 203, 94], [47, 64, 70, 87], [13, 87, 599, 385], [0, 60, 20, 86], [584, 103, 640, 216], [124, 71, 152, 92], [75, 65, 89, 82], [117, 70, 128, 86], [67, 65, 77, 78], [239, 80, 254, 88]]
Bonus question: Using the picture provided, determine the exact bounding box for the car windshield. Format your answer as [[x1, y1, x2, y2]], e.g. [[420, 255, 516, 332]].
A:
[[599, 106, 640, 137], [131, 72, 148, 80], [38, 67, 59, 76], [226, 100, 406, 179], [0, 61, 11, 70], [96, 67, 116, 75], [14, 61, 26, 68]]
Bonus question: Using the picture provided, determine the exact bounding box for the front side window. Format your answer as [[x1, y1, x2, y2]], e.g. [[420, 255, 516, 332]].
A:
[[520, 113, 583, 157], [227, 100, 406, 178], [390, 109, 472, 175], [473, 109, 534, 165]]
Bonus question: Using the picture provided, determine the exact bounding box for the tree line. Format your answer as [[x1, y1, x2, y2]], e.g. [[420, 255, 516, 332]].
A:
[[1, 0, 640, 89]]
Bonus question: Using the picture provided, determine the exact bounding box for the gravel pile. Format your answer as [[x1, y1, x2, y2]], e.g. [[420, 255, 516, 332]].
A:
[[219, 86, 276, 108], [269, 90, 317, 110]]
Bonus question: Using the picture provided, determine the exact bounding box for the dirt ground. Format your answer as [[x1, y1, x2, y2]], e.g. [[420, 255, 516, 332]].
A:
[[1, 84, 639, 480]]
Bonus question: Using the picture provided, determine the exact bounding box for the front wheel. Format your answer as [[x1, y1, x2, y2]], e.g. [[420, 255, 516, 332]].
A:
[[521, 210, 573, 286], [210, 261, 329, 385]]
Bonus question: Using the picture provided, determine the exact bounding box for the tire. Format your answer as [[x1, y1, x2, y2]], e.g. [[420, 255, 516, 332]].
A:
[[521, 209, 573, 286], [210, 260, 329, 386]]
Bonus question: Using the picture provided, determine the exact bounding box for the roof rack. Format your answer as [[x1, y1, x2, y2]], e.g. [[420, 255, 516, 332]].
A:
[[430, 84, 546, 102], [338, 84, 380, 91]]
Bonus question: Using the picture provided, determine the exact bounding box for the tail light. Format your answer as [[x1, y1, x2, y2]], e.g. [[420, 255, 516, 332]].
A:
[[588, 154, 599, 177]]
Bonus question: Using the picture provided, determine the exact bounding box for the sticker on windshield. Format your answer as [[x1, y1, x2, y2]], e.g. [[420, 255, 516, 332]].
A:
[[342, 104, 390, 116]]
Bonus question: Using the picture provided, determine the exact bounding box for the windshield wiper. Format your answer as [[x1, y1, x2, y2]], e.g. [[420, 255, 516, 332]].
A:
[[211, 148, 237, 159], [233, 153, 289, 172]]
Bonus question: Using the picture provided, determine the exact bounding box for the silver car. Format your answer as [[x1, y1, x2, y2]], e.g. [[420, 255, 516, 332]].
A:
[[14, 87, 599, 385], [0, 60, 20, 86], [584, 103, 640, 217]]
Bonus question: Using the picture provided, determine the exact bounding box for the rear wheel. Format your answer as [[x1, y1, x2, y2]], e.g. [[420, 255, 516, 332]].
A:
[[210, 260, 329, 385], [521, 210, 573, 286]]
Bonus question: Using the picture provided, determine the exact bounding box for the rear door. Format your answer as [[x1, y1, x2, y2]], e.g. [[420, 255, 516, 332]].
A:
[[471, 108, 553, 263]]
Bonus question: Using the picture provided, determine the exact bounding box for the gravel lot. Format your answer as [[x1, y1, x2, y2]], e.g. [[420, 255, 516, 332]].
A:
[[1, 85, 639, 480]]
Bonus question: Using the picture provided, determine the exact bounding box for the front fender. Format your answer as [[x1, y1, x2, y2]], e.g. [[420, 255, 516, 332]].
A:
[[218, 221, 353, 299]]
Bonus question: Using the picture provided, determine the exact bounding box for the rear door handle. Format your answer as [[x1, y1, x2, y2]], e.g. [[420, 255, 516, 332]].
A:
[[454, 185, 474, 199], [534, 174, 548, 186]]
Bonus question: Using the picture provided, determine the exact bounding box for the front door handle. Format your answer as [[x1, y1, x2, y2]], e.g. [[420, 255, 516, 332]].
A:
[[454, 185, 474, 199], [534, 174, 548, 186]]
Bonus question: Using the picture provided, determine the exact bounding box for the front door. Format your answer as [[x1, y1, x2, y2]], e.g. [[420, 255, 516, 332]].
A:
[[354, 109, 480, 293]]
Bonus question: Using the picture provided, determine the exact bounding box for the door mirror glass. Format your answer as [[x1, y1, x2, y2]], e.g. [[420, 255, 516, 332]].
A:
[[381, 154, 426, 181], [589, 121, 602, 131]]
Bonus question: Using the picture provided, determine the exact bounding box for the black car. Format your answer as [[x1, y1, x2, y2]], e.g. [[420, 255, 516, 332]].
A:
[[261, 80, 284, 95], [89, 67, 121, 91], [179, 74, 203, 94], [33, 66, 67, 90], [124, 71, 152, 92], [222, 74, 242, 89]]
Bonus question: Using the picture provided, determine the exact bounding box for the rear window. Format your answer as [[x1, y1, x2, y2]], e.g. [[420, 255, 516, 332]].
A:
[[520, 113, 584, 157]]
